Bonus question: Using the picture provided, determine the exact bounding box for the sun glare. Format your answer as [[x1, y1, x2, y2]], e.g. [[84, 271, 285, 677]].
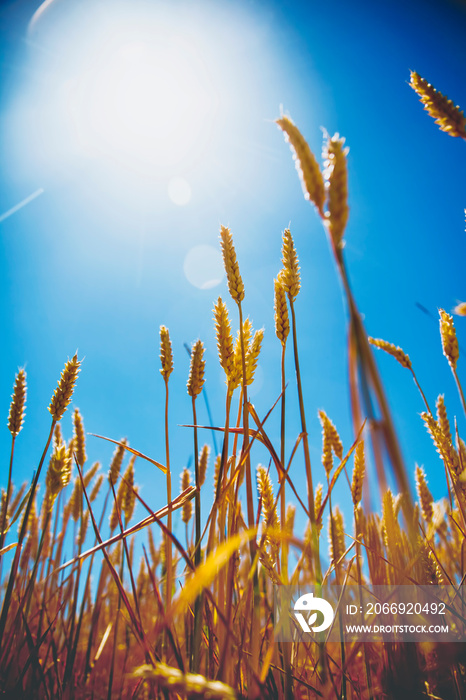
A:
[[64, 36, 217, 170]]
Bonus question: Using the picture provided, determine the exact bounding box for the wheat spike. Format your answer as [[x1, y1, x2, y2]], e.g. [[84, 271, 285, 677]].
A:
[[121, 457, 136, 523], [45, 442, 72, 511], [369, 337, 412, 369], [78, 510, 89, 547], [73, 408, 87, 467], [213, 454, 222, 497], [109, 475, 126, 532], [276, 115, 325, 215], [159, 325, 174, 381], [351, 441, 366, 507], [439, 309, 459, 370], [48, 354, 81, 421], [187, 340, 206, 398], [108, 438, 127, 486], [274, 277, 290, 346], [181, 468, 192, 524], [213, 297, 235, 382], [69, 477, 83, 522], [410, 71, 466, 138], [133, 662, 237, 699], [230, 318, 252, 391], [323, 132, 349, 249], [219, 226, 244, 303], [8, 369, 26, 437], [257, 466, 279, 558], [421, 411, 460, 476], [436, 395, 452, 444], [329, 507, 345, 564], [314, 483, 324, 534], [453, 302, 466, 316], [415, 465, 433, 523], [199, 444, 209, 487], [285, 503, 295, 536], [319, 410, 343, 476], [53, 422, 63, 451], [89, 474, 104, 502], [279, 229, 301, 302], [245, 329, 264, 386]]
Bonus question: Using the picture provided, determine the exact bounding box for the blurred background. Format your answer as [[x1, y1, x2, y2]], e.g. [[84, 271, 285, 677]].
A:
[[1, 0, 465, 550]]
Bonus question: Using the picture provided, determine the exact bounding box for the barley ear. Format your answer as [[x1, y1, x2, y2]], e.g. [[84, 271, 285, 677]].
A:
[[245, 329, 264, 386], [160, 325, 174, 381], [220, 226, 244, 303], [439, 309, 459, 369], [45, 443, 72, 511], [274, 277, 289, 345], [415, 465, 433, 523], [351, 441, 365, 507], [369, 337, 412, 369], [329, 507, 345, 564], [279, 228, 301, 302], [410, 71, 466, 139], [323, 132, 349, 249], [108, 438, 128, 486], [187, 340, 206, 398], [181, 468, 192, 524], [48, 353, 81, 421], [276, 115, 325, 215], [199, 444, 210, 488], [73, 408, 87, 467], [8, 369, 26, 437], [122, 458, 137, 523], [213, 297, 235, 382]]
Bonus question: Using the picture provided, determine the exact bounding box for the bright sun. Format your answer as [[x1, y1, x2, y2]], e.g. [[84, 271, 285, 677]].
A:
[[65, 36, 217, 171], [27, 2, 222, 178]]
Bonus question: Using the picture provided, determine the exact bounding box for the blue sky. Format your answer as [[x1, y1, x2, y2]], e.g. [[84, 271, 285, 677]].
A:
[[1, 0, 466, 550]]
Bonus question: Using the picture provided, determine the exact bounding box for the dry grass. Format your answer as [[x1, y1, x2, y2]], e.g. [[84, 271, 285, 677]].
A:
[[1, 71, 466, 700]]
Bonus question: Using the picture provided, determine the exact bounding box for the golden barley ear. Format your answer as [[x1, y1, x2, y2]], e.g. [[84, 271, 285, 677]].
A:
[[274, 277, 289, 345], [410, 71, 466, 139], [187, 340, 206, 398], [213, 297, 235, 382], [198, 444, 210, 487], [245, 328, 264, 386], [351, 440, 366, 507], [439, 308, 459, 369], [73, 408, 87, 467], [45, 442, 72, 511], [121, 457, 137, 523], [276, 115, 325, 215], [180, 468, 192, 524], [323, 132, 349, 249], [279, 228, 301, 302], [108, 438, 128, 486], [48, 353, 81, 421], [314, 483, 324, 534], [329, 506, 345, 564], [369, 337, 412, 369], [219, 226, 244, 303], [8, 369, 26, 437], [415, 464, 433, 523], [319, 409, 343, 477], [453, 302, 466, 317], [159, 325, 174, 381]]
